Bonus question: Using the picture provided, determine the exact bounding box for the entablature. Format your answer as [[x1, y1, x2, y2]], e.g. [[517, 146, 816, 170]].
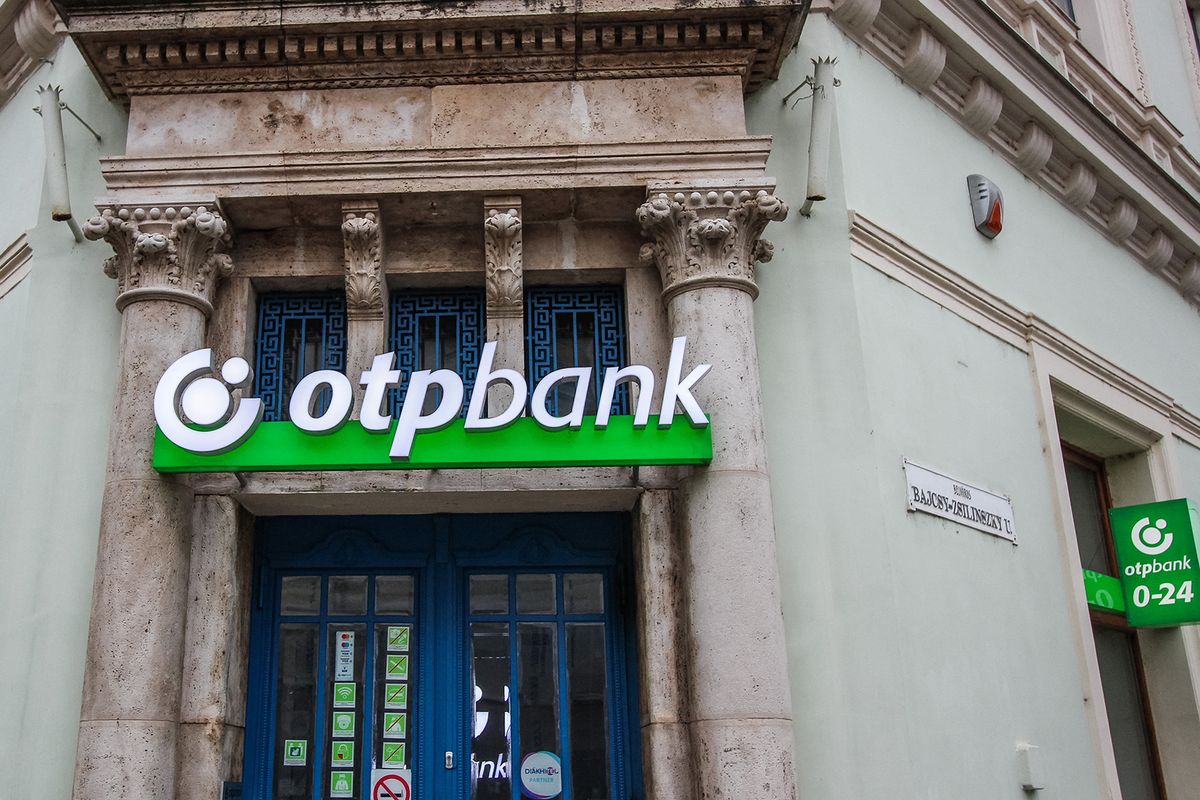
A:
[[53, 0, 810, 101]]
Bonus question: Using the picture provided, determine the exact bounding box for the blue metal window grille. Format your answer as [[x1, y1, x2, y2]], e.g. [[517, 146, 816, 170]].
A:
[[526, 286, 629, 417], [389, 289, 484, 415], [255, 292, 347, 422]]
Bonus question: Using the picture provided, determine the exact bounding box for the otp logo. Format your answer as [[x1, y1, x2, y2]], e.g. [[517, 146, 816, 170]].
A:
[[1132, 516, 1174, 556], [154, 349, 264, 454]]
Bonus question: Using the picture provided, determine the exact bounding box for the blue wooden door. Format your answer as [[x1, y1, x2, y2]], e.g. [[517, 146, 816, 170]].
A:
[[243, 514, 642, 800]]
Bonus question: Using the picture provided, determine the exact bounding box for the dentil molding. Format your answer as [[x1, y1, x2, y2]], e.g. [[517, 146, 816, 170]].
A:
[[53, 0, 808, 100], [84, 204, 234, 317]]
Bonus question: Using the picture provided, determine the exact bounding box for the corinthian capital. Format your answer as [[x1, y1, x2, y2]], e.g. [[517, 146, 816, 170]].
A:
[[484, 197, 523, 319], [84, 204, 233, 316], [636, 185, 787, 301], [342, 201, 385, 320]]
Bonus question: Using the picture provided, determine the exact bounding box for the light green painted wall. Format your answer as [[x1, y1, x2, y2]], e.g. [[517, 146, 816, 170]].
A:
[[0, 40, 126, 800], [1132, 2, 1200, 153], [744, 11, 1200, 798]]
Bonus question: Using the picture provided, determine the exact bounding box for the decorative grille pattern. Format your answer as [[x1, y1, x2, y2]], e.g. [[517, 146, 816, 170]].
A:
[[526, 286, 629, 416], [255, 292, 347, 422], [390, 289, 485, 414]]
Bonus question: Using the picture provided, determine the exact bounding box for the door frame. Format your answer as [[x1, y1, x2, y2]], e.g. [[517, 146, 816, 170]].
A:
[[242, 513, 644, 800]]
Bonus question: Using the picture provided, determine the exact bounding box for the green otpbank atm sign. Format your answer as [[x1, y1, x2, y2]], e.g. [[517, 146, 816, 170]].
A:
[[1104, 499, 1200, 628], [151, 338, 713, 472]]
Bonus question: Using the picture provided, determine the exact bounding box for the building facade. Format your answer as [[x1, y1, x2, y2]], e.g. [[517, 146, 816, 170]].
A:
[[3, 1, 1200, 799]]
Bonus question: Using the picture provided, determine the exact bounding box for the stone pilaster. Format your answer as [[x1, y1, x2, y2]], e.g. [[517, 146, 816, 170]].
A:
[[484, 197, 524, 410], [342, 201, 387, 416], [634, 490, 694, 800], [176, 495, 251, 800], [74, 203, 234, 800], [637, 182, 796, 800]]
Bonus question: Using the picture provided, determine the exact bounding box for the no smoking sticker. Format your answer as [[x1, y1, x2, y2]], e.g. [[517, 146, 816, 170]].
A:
[[371, 768, 412, 800]]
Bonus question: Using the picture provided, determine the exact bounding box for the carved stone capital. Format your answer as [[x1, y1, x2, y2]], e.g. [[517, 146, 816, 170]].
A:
[[636, 185, 788, 301], [342, 201, 385, 320], [84, 204, 233, 316], [484, 197, 523, 319]]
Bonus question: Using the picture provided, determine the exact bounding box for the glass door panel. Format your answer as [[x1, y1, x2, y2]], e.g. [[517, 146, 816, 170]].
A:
[[468, 572, 614, 800]]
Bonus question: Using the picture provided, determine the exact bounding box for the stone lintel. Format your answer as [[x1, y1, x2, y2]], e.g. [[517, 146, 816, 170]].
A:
[[636, 179, 788, 302]]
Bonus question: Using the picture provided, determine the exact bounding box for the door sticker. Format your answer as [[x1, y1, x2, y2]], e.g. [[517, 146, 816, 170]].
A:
[[386, 654, 409, 680], [381, 742, 407, 769], [382, 712, 407, 739], [283, 739, 307, 767], [371, 769, 412, 800], [332, 711, 356, 738], [334, 682, 357, 708], [335, 631, 355, 681], [387, 626, 410, 652], [520, 751, 563, 800], [331, 770, 354, 798], [332, 741, 355, 768], [384, 683, 408, 709]]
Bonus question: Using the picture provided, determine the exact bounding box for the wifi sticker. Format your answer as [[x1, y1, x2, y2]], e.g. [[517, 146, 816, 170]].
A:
[[333, 682, 357, 708]]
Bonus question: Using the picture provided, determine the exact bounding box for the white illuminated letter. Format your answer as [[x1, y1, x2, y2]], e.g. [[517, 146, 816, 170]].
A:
[[465, 341, 527, 430], [595, 365, 654, 429], [531, 368, 591, 430], [154, 349, 264, 454], [359, 352, 401, 432], [391, 369, 465, 459], [658, 336, 711, 428], [289, 370, 354, 434]]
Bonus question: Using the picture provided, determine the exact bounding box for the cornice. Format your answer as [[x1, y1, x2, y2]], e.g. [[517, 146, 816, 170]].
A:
[[97, 137, 776, 200], [1, 0, 63, 108], [847, 210, 1200, 449], [53, 0, 810, 100], [0, 232, 33, 298], [819, 0, 1200, 309]]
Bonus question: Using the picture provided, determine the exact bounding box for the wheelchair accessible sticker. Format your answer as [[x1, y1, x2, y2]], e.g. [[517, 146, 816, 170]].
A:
[[520, 751, 562, 799]]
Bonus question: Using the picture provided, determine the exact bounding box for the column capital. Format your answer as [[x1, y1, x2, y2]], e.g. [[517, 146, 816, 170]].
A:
[[84, 203, 233, 317], [636, 183, 787, 302], [342, 200, 385, 320], [484, 196, 523, 319]]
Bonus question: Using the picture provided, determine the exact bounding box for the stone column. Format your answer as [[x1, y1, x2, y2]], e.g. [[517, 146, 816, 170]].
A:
[[483, 197, 524, 410], [637, 183, 796, 800], [343, 201, 387, 416], [75, 204, 234, 800]]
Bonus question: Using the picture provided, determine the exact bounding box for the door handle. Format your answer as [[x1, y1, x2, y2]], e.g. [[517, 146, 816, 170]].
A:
[[445, 751, 454, 769]]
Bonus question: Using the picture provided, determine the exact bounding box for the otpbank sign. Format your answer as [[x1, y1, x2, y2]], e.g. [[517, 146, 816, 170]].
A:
[[1108, 499, 1200, 627], [151, 337, 712, 472]]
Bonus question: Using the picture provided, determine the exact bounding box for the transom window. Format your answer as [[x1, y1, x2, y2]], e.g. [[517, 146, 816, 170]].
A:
[[526, 286, 628, 417], [255, 292, 347, 422], [390, 289, 485, 415]]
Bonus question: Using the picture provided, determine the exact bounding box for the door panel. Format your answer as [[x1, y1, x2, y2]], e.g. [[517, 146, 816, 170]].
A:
[[244, 515, 640, 800]]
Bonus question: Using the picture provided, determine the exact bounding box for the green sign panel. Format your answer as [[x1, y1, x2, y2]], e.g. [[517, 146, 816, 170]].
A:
[[153, 416, 712, 473], [1108, 498, 1200, 627], [1082, 569, 1126, 614]]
